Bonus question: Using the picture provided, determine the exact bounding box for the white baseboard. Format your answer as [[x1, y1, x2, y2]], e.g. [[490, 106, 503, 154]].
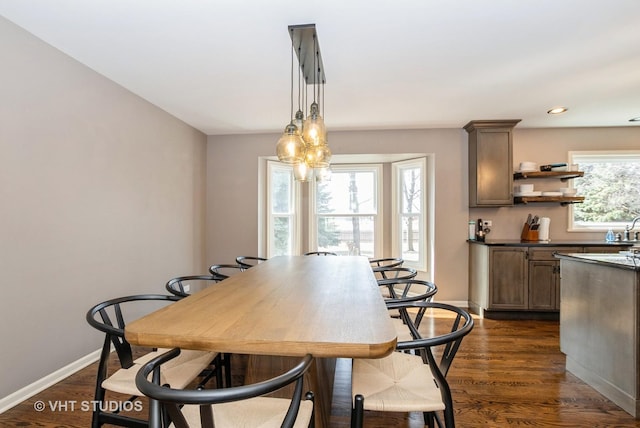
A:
[[0, 349, 101, 414]]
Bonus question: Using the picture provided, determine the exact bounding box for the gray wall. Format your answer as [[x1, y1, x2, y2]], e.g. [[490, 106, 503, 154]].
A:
[[0, 17, 207, 398], [207, 126, 640, 305], [207, 129, 470, 302], [471, 127, 640, 240], [3, 10, 640, 407]]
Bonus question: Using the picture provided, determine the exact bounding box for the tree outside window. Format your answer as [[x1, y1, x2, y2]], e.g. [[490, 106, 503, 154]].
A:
[[313, 166, 380, 257], [570, 151, 640, 230]]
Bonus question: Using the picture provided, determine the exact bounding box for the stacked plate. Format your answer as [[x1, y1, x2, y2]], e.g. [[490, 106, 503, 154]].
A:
[[517, 161, 537, 172], [514, 184, 541, 197]]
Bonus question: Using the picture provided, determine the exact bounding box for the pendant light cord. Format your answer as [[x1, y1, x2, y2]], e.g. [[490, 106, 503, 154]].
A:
[[313, 33, 317, 104], [289, 43, 294, 121]]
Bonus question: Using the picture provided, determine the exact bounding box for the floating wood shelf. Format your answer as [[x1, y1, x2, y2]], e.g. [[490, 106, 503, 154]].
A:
[[514, 171, 584, 181], [514, 196, 585, 205]]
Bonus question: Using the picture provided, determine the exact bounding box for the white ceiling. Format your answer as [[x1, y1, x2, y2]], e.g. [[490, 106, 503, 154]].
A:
[[1, 0, 640, 135]]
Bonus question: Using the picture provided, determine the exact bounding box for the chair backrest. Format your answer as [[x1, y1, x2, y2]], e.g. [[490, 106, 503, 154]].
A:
[[388, 301, 474, 377], [235, 256, 267, 269], [383, 278, 437, 303], [304, 251, 338, 256], [369, 257, 403, 269], [166, 275, 221, 298], [86, 294, 180, 369], [208, 263, 245, 279], [136, 349, 314, 428], [374, 266, 417, 283], [383, 279, 438, 329]]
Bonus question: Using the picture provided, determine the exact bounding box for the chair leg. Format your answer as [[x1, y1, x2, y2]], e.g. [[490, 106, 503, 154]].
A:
[[351, 394, 364, 428], [223, 353, 232, 387], [424, 411, 435, 428], [305, 391, 315, 428]]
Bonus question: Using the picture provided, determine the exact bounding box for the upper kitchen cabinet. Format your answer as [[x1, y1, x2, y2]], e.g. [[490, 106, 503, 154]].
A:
[[465, 119, 521, 207]]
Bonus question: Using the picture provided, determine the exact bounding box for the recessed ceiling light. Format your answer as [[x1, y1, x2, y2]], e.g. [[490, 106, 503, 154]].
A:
[[629, 117, 640, 122], [547, 107, 568, 115]]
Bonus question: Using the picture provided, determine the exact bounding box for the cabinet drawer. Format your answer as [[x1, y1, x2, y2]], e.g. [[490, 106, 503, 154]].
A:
[[528, 247, 581, 261]]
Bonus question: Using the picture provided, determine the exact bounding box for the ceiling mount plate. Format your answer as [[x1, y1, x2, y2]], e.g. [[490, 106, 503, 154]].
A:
[[289, 24, 326, 85]]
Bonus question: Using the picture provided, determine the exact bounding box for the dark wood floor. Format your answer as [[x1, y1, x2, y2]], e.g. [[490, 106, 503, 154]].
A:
[[2, 317, 640, 427]]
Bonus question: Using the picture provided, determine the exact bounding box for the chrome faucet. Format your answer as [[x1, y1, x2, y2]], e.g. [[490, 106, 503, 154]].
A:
[[624, 216, 640, 241]]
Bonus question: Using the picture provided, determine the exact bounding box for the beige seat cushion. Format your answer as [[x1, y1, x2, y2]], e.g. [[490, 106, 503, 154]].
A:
[[102, 349, 216, 396], [174, 396, 314, 428], [352, 351, 445, 412], [390, 317, 414, 342]]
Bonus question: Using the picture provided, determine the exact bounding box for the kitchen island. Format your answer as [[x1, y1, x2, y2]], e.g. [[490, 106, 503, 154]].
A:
[[556, 251, 640, 418]]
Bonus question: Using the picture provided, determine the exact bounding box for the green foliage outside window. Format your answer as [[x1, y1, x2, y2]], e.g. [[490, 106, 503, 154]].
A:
[[574, 162, 640, 224]]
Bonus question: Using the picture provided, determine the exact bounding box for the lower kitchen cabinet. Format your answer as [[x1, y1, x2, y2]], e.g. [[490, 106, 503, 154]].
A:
[[527, 247, 580, 311], [488, 247, 528, 310], [528, 260, 558, 310], [468, 242, 629, 319]]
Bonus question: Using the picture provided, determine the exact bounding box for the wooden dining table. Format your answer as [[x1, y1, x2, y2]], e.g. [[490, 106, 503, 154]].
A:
[[125, 255, 397, 427]]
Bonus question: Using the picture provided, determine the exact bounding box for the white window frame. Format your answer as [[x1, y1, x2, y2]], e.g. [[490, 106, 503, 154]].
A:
[[392, 157, 428, 272], [265, 160, 302, 257], [309, 164, 383, 257], [568, 150, 640, 231]]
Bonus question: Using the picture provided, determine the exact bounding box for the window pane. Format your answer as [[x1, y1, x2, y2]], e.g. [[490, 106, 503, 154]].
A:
[[401, 167, 421, 214], [400, 214, 420, 262], [316, 171, 376, 214], [393, 158, 427, 272], [572, 154, 640, 228], [271, 168, 291, 214], [271, 216, 292, 256], [317, 216, 375, 257]]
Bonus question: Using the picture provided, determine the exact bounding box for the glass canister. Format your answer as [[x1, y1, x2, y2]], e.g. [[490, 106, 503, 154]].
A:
[[468, 221, 476, 240]]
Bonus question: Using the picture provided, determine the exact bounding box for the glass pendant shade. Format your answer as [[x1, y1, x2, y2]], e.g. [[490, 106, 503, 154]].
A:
[[308, 141, 331, 168], [302, 102, 326, 147], [293, 160, 314, 182], [293, 109, 304, 134], [276, 123, 306, 164], [315, 166, 331, 182]]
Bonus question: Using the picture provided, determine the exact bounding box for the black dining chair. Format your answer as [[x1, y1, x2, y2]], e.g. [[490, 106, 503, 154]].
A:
[[165, 275, 232, 388], [208, 263, 245, 280], [165, 274, 222, 298], [382, 278, 438, 342], [136, 349, 315, 428], [304, 251, 338, 256], [374, 266, 418, 297], [86, 294, 220, 428], [351, 301, 474, 428], [235, 256, 268, 270], [369, 257, 404, 269]]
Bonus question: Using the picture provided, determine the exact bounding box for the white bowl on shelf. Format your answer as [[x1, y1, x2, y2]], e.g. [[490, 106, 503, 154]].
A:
[[518, 184, 534, 193], [518, 161, 537, 172]]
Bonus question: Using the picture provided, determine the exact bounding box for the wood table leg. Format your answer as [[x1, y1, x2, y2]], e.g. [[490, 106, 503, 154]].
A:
[[245, 355, 336, 428]]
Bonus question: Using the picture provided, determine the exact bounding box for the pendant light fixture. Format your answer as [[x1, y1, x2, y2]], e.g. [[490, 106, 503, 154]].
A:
[[278, 24, 332, 180], [275, 40, 305, 164]]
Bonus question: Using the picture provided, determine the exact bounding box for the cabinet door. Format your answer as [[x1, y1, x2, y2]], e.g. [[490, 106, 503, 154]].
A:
[[528, 260, 558, 310], [465, 120, 519, 207], [489, 247, 527, 309]]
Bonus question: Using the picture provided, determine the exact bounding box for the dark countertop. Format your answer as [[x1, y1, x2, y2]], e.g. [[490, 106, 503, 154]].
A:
[[467, 239, 635, 247], [555, 252, 640, 271]]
